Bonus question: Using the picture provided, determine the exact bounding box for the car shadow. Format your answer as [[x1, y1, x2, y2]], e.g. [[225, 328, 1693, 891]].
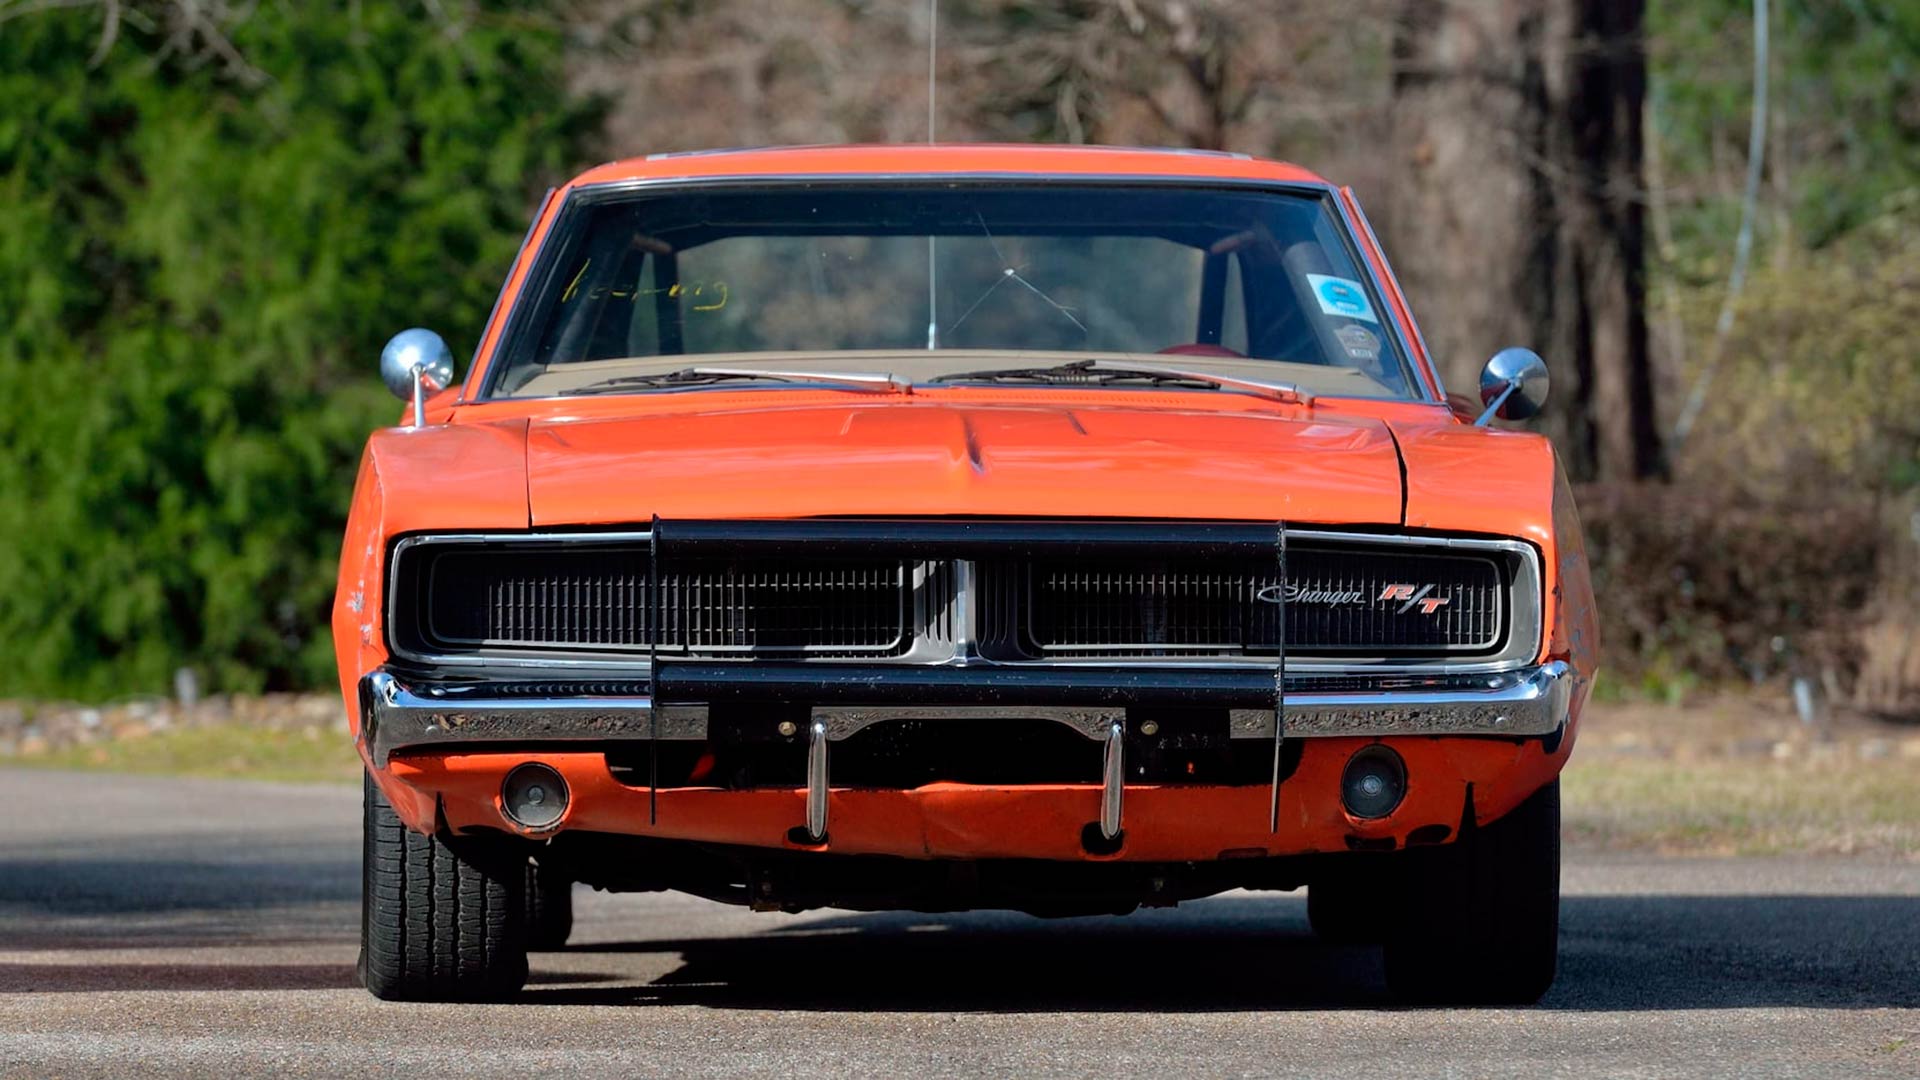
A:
[[6, 854, 1913, 1011], [0, 855, 361, 951], [525, 893, 1920, 1013], [0, 858, 358, 916]]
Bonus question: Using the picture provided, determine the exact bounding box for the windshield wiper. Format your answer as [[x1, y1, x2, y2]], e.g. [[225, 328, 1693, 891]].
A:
[[931, 360, 1313, 405], [558, 366, 910, 396]]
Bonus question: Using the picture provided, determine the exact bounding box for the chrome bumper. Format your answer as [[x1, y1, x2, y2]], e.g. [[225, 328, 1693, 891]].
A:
[[360, 661, 1572, 767]]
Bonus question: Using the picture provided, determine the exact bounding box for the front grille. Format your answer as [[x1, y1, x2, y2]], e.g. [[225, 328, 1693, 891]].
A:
[[396, 542, 909, 658], [998, 545, 1507, 658], [388, 525, 1530, 667]]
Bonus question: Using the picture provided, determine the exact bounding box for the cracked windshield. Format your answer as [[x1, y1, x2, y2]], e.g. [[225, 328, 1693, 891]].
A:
[[492, 184, 1418, 400]]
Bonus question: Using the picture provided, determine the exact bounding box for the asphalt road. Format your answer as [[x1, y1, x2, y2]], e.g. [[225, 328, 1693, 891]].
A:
[[0, 769, 1915, 1078]]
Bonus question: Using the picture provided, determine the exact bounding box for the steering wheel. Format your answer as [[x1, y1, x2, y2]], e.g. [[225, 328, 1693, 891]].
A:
[[1157, 343, 1246, 358]]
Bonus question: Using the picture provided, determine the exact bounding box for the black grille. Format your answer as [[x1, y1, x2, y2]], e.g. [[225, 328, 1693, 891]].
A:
[[1004, 545, 1507, 658], [401, 543, 909, 658], [389, 527, 1522, 666]]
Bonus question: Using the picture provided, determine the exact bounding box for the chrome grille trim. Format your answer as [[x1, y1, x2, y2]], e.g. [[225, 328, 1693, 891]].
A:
[[1154, 528, 1542, 672], [384, 526, 1541, 674], [1010, 542, 1508, 658]]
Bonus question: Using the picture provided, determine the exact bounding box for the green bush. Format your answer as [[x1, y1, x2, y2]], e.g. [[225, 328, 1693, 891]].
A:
[[0, 3, 600, 699]]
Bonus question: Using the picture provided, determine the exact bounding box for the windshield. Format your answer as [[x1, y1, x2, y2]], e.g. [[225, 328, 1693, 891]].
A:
[[485, 182, 1421, 401]]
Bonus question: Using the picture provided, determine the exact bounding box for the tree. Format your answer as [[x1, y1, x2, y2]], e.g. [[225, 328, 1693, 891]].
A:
[[0, 1, 602, 698], [1383, 0, 1662, 481]]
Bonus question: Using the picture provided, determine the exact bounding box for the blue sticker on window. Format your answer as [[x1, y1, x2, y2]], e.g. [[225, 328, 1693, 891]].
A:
[[1305, 274, 1379, 324]]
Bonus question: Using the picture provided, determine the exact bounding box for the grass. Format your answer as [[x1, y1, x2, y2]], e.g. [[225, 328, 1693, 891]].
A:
[[11, 724, 362, 785], [1562, 754, 1920, 858], [1562, 695, 1920, 859]]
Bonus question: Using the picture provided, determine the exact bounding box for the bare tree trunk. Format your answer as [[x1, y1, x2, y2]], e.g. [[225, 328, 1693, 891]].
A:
[[1384, 0, 1661, 481]]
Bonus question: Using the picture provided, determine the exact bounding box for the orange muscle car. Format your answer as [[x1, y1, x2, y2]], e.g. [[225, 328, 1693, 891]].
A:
[[334, 145, 1597, 1004]]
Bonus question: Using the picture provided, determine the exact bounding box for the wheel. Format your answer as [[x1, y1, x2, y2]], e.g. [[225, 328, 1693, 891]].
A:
[[1306, 862, 1393, 944], [1381, 780, 1560, 1005], [524, 859, 574, 950], [359, 774, 529, 1001]]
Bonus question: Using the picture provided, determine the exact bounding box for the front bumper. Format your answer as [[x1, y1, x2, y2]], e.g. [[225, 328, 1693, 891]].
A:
[[361, 661, 1571, 765], [362, 662, 1575, 858]]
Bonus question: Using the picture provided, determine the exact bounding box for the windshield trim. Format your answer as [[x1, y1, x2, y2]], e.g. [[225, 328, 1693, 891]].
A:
[[472, 174, 1438, 406]]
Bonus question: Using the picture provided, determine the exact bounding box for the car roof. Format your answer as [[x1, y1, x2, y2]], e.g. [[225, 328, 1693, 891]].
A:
[[566, 144, 1331, 189]]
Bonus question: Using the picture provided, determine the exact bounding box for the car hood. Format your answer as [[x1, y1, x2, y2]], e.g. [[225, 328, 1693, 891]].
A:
[[523, 399, 1405, 526]]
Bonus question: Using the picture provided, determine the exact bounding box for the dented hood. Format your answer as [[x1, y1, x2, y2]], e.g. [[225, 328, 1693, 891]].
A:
[[523, 400, 1404, 526]]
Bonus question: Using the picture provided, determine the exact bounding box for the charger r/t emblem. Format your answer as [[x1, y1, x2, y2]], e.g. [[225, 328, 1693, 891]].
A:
[[1379, 583, 1452, 615]]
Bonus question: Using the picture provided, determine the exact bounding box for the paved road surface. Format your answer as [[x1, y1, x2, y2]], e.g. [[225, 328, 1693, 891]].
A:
[[0, 768, 1915, 1078]]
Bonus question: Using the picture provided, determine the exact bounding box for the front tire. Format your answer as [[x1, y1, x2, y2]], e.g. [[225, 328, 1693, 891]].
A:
[[1306, 861, 1393, 944], [524, 860, 574, 950], [360, 774, 529, 1001], [1381, 780, 1560, 1005]]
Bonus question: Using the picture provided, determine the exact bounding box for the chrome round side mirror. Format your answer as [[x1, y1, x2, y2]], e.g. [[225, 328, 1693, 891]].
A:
[[380, 329, 455, 401], [1476, 347, 1550, 425], [380, 329, 455, 427]]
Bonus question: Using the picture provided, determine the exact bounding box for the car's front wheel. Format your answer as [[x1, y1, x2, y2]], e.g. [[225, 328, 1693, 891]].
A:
[[1306, 861, 1394, 944], [525, 859, 574, 950], [1381, 780, 1560, 1005], [360, 774, 529, 1001]]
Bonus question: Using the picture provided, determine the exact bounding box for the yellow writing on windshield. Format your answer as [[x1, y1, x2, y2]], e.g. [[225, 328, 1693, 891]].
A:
[[581, 278, 730, 312], [560, 258, 591, 303], [635, 280, 729, 312]]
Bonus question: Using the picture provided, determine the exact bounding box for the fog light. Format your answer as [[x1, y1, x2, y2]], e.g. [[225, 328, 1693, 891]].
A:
[[1340, 746, 1406, 820], [502, 763, 569, 831]]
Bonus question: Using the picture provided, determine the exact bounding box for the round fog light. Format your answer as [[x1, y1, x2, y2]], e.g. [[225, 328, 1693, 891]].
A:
[[1340, 746, 1406, 820], [502, 763, 569, 831]]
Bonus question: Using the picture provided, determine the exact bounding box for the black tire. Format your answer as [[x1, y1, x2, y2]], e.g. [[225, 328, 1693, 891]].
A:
[[360, 774, 529, 1001], [1306, 862, 1394, 944], [524, 859, 574, 950], [1381, 780, 1560, 1006]]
